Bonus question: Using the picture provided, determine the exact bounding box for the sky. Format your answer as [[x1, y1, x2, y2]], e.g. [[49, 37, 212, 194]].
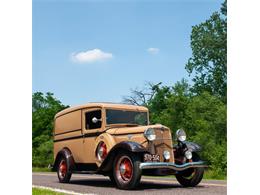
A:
[[33, 0, 222, 106]]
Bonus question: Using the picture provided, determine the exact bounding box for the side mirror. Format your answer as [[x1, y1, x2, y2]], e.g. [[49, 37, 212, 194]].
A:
[[92, 117, 102, 124]]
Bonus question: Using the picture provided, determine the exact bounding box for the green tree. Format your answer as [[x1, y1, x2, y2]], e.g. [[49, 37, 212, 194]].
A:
[[32, 92, 68, 167], [32, 92, 67, 139], [148, 79, 191, 131], [185, 0, 227, 100], [125, 81, 227, 177], [185, 92, 227, 176]]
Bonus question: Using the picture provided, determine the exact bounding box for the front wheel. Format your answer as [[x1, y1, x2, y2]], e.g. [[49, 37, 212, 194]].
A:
[[176, 153, 204, 187], [112, 151, 142, 190]]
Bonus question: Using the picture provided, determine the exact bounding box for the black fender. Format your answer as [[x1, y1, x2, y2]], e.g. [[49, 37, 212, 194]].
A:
[[52, 147, 75, 172], [98, 141, 148, 173], [183, 141, 202, 152]]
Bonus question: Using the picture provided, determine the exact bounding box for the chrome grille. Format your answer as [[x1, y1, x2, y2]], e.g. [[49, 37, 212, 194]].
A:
[[148, 128, 174, 162]]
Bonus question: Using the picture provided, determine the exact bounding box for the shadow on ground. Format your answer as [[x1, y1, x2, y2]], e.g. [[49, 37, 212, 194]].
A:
[[67, 178, 204, 191]]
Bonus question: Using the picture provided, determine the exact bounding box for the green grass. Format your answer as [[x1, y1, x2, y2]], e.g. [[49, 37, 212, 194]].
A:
[[32, 167, 52, 172], [203, 170, 226, 180], [32, 187, 65, 195]]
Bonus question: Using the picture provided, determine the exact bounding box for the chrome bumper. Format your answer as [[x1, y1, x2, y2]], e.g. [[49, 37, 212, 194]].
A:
[[139, 161, 206, 171]]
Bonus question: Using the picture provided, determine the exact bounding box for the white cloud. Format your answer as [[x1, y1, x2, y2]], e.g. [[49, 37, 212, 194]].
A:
[[147, 47, 160, 54], [71, 49, 113, 63]]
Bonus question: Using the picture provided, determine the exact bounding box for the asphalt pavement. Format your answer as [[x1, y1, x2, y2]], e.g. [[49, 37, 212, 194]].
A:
[[32, 172, 226, 195]]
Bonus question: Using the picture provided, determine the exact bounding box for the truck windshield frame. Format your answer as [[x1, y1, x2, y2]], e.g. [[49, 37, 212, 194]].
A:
[[105, 109, 148, 126]]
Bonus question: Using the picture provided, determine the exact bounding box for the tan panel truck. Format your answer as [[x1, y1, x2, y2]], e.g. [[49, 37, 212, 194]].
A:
[[52, 103, 206, 190]]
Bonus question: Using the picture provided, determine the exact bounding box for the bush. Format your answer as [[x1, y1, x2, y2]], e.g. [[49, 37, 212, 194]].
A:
[[33, 139, 53, 167], [32, 92, 67, 167]]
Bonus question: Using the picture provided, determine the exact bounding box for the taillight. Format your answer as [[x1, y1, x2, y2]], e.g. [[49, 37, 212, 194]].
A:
[[97, 141, 107, 161]]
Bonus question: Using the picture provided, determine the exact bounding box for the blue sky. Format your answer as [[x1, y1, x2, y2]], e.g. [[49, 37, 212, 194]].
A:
[[33, 0, 222, 106]]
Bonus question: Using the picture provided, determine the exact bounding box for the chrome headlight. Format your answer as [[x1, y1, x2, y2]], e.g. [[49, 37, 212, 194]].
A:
[[185, 150, 192, 159], [163, 150, 170, 160], [144, 128, 156, 141], [176, 129, 186, 142]]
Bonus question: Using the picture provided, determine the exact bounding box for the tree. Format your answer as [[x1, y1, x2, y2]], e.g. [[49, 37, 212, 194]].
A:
[[32, 92, 68, 139], [122, 82, 162, 106], [32, 92, 68, 167], [148, 79, 190, 128], [186, 92, 227, 176], [185, 0, 227, 100], [123, 80, 227, 177]]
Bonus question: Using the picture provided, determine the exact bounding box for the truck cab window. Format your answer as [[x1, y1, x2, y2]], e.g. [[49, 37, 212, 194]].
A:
[[85, 110, 102, 129]]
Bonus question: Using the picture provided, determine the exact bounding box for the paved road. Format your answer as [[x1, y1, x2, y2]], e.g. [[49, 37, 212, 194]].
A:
[[32, 172, 226, 195]]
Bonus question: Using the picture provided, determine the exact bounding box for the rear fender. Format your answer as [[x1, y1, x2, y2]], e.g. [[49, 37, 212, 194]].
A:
[[52, 147, 75, 172]]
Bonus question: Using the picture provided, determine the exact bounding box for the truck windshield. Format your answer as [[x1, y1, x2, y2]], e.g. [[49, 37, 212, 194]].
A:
[[106, 109, 148, 126]]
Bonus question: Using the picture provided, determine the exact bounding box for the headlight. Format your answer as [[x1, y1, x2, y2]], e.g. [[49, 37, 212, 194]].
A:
[[163, 150, 170, 160], [185, 150, 192, 159], [176, 129, 186, 142], [144, 128, 156, 141]]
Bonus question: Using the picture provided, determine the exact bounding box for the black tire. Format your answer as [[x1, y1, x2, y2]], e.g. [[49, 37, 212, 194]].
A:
[[109, 173, 116, 184], [112, 151, 142, 190], [57, 155, 72, 183], [176, 153, 204, 187]]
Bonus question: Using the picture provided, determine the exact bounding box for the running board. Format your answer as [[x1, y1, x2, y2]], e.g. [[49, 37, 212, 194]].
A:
[[72, 171, 98, 174]]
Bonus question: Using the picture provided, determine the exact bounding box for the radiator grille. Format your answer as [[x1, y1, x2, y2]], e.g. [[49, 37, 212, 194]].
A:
[[148, 128, 174, 162]]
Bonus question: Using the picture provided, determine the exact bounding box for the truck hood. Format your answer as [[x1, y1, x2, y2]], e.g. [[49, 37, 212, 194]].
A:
[[105, 124, 169, 135]]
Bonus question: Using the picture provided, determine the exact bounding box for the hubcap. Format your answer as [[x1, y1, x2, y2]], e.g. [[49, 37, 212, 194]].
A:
[[58, 159, 67, 178], [116, 156, 133, 182], [119, 164, 126, 174]]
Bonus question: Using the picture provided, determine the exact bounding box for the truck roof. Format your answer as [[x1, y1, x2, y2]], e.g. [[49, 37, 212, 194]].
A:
[[55, 102, 148, 118]]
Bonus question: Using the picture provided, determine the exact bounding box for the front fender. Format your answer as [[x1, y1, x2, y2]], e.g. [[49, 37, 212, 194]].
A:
[[98, 141, 148, 173], [183, 141, 202, 152], [111, 141, 147, 153]]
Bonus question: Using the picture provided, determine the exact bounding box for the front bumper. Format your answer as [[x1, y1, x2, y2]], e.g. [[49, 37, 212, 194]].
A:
[[139, 161, 206, 171]]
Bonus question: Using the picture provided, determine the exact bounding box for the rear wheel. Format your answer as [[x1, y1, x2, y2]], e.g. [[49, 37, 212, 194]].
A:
[[176, 153, 204, 187], [57, 156, 72, 183], [112, 151, 142, 190]]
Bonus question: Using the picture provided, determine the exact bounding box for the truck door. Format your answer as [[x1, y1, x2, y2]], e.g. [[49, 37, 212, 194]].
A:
[[82, 107, 103, 163]]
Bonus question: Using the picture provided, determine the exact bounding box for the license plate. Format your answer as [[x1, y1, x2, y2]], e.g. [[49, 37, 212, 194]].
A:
[[144, 154, 160, 162]]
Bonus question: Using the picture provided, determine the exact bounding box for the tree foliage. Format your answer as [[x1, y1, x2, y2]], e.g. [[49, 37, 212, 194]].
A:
[[185, 0, 227, 100], [126, 80, 227, 176], [32, 92, 68, 167]]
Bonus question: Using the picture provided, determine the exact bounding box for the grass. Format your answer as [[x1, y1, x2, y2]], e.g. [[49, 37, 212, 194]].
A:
[[32, 187, 66, 195], [203, 170, 226, 180], [32, 167, 52, 172]]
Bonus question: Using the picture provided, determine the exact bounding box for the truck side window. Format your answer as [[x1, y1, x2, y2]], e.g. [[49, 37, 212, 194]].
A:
[[85, 110, 102, 130]]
